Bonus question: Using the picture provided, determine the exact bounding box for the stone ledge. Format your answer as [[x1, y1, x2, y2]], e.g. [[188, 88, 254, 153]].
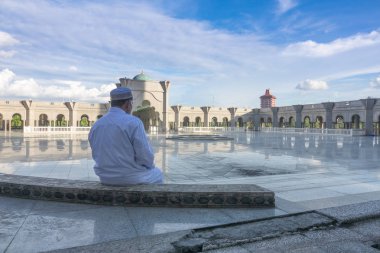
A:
[[0, 174, 274, 208], [166, 134, 234, 141]]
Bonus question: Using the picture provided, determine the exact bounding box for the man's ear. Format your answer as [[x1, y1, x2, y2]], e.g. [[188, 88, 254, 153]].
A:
[[124, 100, 133, 113], [121, 100, 129, 111]]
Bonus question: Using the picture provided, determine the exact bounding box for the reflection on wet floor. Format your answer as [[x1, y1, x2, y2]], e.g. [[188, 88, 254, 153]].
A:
[[1, 132, 380, 208], [0, 132, 380, 185]]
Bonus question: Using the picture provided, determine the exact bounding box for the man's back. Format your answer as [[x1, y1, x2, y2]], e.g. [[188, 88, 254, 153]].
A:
[[89, 107, 162, 185]]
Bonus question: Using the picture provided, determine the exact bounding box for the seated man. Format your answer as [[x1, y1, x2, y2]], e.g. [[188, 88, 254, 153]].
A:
[[88, 87, 163, 185]]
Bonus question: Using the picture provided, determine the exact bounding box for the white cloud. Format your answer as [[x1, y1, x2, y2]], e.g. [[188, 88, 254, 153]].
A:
[[277, 0, 297, 14], [283, 30, 380, 57], [0, 31, 18, 47], [0, 68, 115, 102], [0, 1, 380, 106], [0, 50, 16, 58], [0, 68, 15, 90], [296, 79, 328, 90], [319, 66, 380, 81], [0, 31, 18, 58], [68, 65, 78, 72], [370, 76, 380, 88]]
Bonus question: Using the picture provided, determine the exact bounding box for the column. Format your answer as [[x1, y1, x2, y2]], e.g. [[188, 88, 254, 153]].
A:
[[68, 140, 73, 160], [171, 105, 182, 131], [322, 102, 335, 129], [160, 81, 170, 133], [25, 139, 30, 160], [203, 142, 208, 153], [293, 105, 303, 128], [64, 102, 77, 127], [21, 99, 35, 127], [227, 107, 237, 127], [7, 120, 11, 132], [201, 106, 211, 127], [229, 141, 235, 152], [271, 107, 279, 127], [252, 109, 261, 131], [360, 98, 377, 135]]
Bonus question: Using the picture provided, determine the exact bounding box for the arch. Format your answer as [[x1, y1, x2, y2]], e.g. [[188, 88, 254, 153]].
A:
[[289, 116, 295, 128], [279, 117, 285, 127], [183, 116, 190, 127], [222, 117, 229, 127], [56, 114, 67, 126], [11, 136, 23, 151], [0, 113, 3, 130], [247, 119, 254, 130], [133, 105, 159, 131], [267, 117, 272, 127], [38, 140, 48, 152], [336, 115, 344, 129], [80, 140, 88, 150], [237, 117, 243, 127], [80, 114, 90, 127], [56, 140, 65, 151], [315, 116, 323, 129], [260, 117, 265, 127], [211, 117, 218, 127], [142, 100, 151, 107], [351, 114, 361, 129], [11, 113, 23, 130], [195, 116, 202, 127], [152, 111, 160, 127], [303, 116, 311, 128], [39, 114, 49, 126]]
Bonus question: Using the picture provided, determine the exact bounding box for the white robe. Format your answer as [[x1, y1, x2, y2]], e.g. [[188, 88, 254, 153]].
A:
[[88, 107, 163, 185]]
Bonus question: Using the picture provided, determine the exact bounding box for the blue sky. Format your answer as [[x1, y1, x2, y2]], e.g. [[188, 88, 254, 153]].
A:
[[0, 0, 380, 107]]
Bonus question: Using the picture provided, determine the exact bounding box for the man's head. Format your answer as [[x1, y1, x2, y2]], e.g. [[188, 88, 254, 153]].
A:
[[110, 87, 133, 114]]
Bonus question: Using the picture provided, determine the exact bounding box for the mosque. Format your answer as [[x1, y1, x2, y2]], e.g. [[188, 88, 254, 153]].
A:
[[0, 72, 379, 135]]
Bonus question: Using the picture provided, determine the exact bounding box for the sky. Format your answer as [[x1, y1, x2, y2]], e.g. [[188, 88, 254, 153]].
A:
[[0, 0, 380, 108]]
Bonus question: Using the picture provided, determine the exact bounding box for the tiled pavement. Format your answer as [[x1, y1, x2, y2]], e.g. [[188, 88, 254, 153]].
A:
[[0, 132, 380, 252]]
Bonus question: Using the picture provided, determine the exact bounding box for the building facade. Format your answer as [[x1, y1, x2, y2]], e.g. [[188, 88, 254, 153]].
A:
[[0, 73, 379, 135]]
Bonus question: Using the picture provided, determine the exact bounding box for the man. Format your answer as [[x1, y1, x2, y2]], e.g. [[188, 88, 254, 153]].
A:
[[88, 87, 163, 185]]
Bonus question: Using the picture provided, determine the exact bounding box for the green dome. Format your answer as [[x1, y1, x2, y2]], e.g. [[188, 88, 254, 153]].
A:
[[133, 71, 151, 81]]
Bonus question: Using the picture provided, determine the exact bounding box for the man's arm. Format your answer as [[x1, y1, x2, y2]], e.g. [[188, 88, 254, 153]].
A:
[[131, 120, 155, 169]]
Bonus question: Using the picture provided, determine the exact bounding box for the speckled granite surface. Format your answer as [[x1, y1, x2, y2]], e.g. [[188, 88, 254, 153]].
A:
[[0, 174, 274, 207]]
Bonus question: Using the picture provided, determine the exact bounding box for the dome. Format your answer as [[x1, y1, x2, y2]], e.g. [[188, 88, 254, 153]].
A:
[[133, 71, 151, 81]]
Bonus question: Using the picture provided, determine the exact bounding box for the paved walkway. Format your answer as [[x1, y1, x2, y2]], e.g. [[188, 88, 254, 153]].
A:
[[0, 196, 285, 253], [1, 193, 380, 252], [47, 200, 380, 253]]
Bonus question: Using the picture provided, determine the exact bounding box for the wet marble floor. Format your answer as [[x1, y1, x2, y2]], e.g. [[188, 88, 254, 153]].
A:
[[1, 131, 380, 252], [1, 131, 380, 207]]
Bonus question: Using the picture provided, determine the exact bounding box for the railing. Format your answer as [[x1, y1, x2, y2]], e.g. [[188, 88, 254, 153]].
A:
[[351, 129, 366, 136], [23, 126, 91, 134], [181, 127, 247, 133], [261, 127, 366, 136]]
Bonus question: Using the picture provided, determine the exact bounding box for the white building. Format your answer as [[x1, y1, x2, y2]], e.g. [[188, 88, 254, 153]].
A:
[[0, 72, 379, 135]]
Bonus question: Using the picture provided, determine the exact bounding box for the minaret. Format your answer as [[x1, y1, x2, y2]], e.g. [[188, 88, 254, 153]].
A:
[[260, 89, 276, 108]]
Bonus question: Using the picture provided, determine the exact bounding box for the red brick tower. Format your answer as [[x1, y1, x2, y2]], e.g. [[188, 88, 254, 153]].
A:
[[260, 89, 276, 108]]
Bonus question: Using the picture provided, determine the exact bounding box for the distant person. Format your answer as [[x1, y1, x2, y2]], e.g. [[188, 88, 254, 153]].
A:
[[88, 87, 163, 185]]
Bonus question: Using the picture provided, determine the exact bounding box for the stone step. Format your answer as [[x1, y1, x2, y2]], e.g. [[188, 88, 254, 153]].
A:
[[0, 174, 274, 208]]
